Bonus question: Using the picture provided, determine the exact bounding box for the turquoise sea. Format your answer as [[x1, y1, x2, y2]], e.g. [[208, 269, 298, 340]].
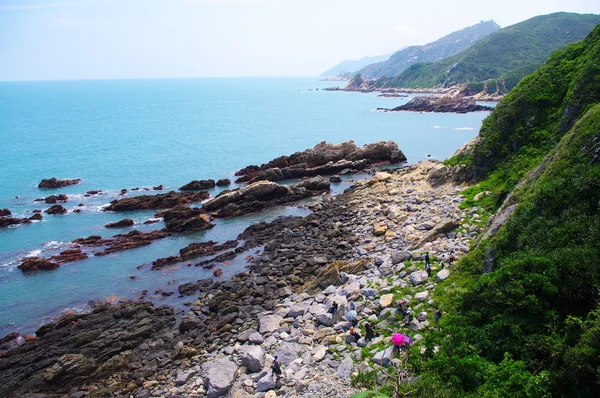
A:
[[0, 77, 489, 337]]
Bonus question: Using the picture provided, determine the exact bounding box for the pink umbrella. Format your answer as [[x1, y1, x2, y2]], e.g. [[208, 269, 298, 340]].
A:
[[392, 333, 405, 346]]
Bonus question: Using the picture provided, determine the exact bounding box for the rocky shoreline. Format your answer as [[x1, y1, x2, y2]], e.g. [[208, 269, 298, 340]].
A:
[[377, 96, 493, 114], [0, 157, 485, 397]]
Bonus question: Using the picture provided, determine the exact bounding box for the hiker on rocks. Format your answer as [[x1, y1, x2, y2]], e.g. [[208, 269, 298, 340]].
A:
[[424, 252, 431, 266], [396, 299, 407, 316], [404, 308, 414, 324], [365, 322, 375, 342], [417, 311, 427, 322], [345, 307, 358, 326], [328, 301, 338, 315], [349, 326, 361, 340], [434, 308, 442, 326], [425, 262, 432, 277], [272, 355, 282, 376], [448, 251, 456, 266]]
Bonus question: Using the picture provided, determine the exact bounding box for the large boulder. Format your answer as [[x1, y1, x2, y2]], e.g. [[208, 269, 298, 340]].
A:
[[256, 370, 277, 392], [275, 342, 302, 366], [303, 259, 369, 295], [240, 345, 264, 373], [409, 270, 429, 286], [337, 357, 354, 378], [105, 218, 134, 228], [259, 314, 283, 334], [372, 346, 396, 367], [436, 269, 450, 281], [202, 358, 238, 397]]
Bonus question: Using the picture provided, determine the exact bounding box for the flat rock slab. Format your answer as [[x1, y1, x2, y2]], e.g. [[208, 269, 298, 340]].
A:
[[259, 314, 283, 334]]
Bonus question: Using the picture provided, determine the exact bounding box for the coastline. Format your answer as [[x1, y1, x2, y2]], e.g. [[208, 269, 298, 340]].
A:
[[0, 158, 481, 397]]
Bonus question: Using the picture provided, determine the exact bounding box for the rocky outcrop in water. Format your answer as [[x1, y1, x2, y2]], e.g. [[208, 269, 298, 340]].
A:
[[203, 177, 330, 218], [378, 96, 493, 113], [105, 218, 134, 228], [235, 141, 406, 183], [104, 191, 209, 212], [17, 257, 60, 273], [151, 240, 238, 270], [38, 178, 81, 188], [0, 208, 12, 217], [45, 205, 67, 215], [216, 178, 231, 186], [0, 302, 175, 398], [156, 205, 215, 233], [179, 179, 216, 191], [73, 229, 172, 256]]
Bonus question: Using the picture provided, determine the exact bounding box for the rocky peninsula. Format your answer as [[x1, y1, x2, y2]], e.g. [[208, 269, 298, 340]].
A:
[[0, 155, 485, 398], [377, 96, 493, 114]]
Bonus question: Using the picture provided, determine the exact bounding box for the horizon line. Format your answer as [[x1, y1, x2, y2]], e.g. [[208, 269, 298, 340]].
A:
[[0, 75, 327, 83]]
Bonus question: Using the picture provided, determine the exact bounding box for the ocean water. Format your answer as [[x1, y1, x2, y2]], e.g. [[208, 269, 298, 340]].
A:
[[0, 77, 489, 336]]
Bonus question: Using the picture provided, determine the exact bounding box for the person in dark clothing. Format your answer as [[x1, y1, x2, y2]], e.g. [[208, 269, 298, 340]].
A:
[[434, 308, 442, 326], [364, 322, 374, 341], [424, 252, 430, 266], [328, 301, 338, 315], [272, 355, 282, 376], [425, 262, 431, 277]]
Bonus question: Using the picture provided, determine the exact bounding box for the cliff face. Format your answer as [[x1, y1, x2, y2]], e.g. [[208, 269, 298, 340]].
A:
[[358, 20, 500, 79]]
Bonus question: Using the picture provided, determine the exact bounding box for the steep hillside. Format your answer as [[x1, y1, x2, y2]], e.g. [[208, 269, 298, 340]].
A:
[[321, 53, 394, 77], [377, 12, 600, 91], [358, 20, 500, 79], [403, 23, 600, 397]]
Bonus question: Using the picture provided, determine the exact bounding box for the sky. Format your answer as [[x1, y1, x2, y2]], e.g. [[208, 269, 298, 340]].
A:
[[1, 0, 599, 81]]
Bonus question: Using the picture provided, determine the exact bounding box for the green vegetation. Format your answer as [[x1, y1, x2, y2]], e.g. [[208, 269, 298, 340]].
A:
[[376, 13, 600, 92], [358, 23, 600, 397]]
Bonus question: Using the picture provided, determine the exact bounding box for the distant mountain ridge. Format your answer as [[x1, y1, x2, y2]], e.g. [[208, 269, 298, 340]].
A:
[[376, 12, 600, 91], [320, 53, 394, 77], [358, 20, 501, 79]]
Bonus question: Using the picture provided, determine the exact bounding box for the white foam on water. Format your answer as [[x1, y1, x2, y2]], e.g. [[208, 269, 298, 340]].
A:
[[24, 249, 42, 258], [431, 125, 442, 129]]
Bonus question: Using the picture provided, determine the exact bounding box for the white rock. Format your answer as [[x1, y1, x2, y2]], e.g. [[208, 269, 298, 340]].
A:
[[436, 269, 450, 281], [415, 291, 429, 302], [202, 358, 238, 397], [239, 345, 264, 373]]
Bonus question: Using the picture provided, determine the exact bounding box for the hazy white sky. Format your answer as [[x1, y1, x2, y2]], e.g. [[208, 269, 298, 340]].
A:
[[1, 0, 599, 80]]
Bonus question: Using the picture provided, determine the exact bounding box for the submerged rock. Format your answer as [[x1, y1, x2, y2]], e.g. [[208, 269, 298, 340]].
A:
[[105, 218, 134, 228], [179, 179, 216, 190], [17, 257, 60, 273]]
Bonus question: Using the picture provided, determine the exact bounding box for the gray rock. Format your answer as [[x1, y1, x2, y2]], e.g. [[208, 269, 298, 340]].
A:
[[415, 291, 429, 302], [134, 389, 151, 398], [409, 270, 429, 286], [391, 251, 411, 264], [202, 358, 238, 397], [372, 346, 396, 367], [237, 329, 256, 343], [248, 332, 265, 345], [259, 314, 283, 334], [436, 269, 450, 281], [175, 369, 195, 386], [275, 341, 302, 366], [337, 357, 354, 378], [287, 304, 306, 318], [240, 345, 264, 373], [316, 312, 333, 327], [362, 287, 377, 298], [256, 370, 277, 392]]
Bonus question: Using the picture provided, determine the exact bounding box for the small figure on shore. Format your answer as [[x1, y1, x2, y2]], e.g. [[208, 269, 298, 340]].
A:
[[417, 311, 427, 322], [345, 307, 358, 326], [328, 301, 338, 315], [396, 299, 407, 316], [424, 252, 431, 267], [365, 322, 375, 342], [272, 355, 282, 377], [434, 308, 442, 326], [349, 326, 361, 340], [448, 251, 456, 266], [425, 262, 431, 277], [350, 301, 356, 310], [404, 308, 413, 325]]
